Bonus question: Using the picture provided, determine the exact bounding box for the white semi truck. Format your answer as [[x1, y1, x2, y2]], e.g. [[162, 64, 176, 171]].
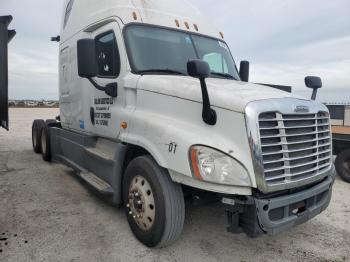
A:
[[31, 0, 335, 247]]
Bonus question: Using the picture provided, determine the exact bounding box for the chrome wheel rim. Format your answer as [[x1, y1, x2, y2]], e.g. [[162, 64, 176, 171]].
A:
[[127, 175, 155, 231]]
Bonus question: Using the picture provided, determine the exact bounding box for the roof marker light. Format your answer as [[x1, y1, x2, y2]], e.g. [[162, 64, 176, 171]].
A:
[[184, 22, 190, 30], [220, 32, 224, 39], [193, 24, 199, 31], [132, 12, 138, 21], [175, 19, 180, 27]]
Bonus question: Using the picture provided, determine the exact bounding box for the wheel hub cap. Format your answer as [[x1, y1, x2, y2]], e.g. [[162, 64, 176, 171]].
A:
[[127, 176, 155, 231]]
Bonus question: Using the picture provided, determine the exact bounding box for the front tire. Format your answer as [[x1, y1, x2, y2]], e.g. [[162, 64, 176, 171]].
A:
[[335, 149, 350, 183], [123, 156, 185, 248]]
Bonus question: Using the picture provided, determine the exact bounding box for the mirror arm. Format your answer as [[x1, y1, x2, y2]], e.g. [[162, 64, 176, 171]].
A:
[[88, 78, 118, 98], [88, 77, 105, 91], [199, 78, 217, 125], [311, 89, 318, 101]]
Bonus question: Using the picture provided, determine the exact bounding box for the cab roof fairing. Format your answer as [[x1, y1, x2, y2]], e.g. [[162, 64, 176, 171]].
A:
[[60, 0, 222, 43]]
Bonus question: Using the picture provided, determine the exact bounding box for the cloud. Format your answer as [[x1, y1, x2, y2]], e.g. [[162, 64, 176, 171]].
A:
[[191, 0, 350, 102], [1, 0, 64, 99], [8, 48, 58, 99]]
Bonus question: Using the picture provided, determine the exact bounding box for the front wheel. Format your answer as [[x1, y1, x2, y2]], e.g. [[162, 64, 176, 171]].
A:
[[335, 149, 350, 183], [123, 156, 185, 248]]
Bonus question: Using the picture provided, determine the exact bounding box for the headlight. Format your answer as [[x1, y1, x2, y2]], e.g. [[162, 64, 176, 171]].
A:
[[190, 146, 251, 186]]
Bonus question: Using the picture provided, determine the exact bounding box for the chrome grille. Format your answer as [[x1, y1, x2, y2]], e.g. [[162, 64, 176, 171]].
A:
[[258, 111, 332, 186]]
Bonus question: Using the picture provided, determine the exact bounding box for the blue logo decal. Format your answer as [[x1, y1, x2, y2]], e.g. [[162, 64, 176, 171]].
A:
[[79, 120, 85, 129]]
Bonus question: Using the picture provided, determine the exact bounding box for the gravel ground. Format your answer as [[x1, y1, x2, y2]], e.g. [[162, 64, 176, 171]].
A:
[[0, 108, 349, 262]]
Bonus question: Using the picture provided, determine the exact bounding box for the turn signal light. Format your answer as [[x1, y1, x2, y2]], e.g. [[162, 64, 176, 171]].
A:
[[121, 121, 128, 129], [190, 148, 203, 180]]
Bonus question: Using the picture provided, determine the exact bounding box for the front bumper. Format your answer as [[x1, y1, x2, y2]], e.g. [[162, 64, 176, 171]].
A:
[[224, 166, 335, 237]]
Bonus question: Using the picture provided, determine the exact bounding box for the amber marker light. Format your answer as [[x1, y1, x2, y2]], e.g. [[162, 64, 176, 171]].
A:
[[190, 147, 203, 181], [184, 22, 190, 29], [121, 121, 128, 129]]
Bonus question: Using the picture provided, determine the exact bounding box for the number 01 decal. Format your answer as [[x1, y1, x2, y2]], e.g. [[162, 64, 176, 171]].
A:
[[168, 142, 177, 154]]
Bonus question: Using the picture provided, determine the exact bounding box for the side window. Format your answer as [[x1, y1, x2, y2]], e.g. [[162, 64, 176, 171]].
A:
[[95, 32, 120, 78], [203, 53, 228, 74]]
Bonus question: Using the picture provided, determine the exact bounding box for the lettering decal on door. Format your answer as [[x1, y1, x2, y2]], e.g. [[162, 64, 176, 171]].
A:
[[94, 97, 113, 126]]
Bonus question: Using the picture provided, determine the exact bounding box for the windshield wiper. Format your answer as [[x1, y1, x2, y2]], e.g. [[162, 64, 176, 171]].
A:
[[138, 69, 186, 76], [210, 72, 237, 80]]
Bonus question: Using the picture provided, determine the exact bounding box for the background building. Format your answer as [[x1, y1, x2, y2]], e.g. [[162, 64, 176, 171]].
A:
[[325, 102, 350, 126]]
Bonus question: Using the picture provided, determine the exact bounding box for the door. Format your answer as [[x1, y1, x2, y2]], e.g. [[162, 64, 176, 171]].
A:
[[58, 45, 73, 126], [88, 21, 127, 139]]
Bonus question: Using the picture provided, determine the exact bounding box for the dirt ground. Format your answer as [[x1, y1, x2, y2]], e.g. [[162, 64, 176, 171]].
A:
[[0, 108, 349, 262]]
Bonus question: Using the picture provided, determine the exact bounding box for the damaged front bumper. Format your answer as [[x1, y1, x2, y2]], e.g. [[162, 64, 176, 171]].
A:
[[224, 167, 335, 237]]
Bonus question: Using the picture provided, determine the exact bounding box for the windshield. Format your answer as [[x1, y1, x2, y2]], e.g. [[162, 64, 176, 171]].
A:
[[124, 25, 240, 80]]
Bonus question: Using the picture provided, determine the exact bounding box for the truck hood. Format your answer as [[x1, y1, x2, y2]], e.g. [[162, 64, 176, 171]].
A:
[[137, 75, 307, 113]]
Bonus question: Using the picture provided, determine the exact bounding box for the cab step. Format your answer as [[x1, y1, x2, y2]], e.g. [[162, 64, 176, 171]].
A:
[[79, 171, 114, 195], [85, 147, 115, 164]]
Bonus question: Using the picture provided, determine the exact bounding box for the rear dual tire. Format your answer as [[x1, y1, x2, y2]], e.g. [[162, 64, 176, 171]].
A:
[[32, 119, 53, 162], [32, 120, 45, 153], [123, 156, 185, 248], [40, 123, 52, 162]]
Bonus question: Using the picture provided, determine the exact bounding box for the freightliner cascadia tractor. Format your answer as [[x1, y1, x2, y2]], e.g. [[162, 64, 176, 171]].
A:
[[31, 0, 335, 247]]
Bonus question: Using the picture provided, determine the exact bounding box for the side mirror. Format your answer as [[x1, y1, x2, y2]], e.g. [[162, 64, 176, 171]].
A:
[[239, 61, 250, 82], [50, 35, 60, 42], [187, 59, 210, 79], [305, 76, 322, 100], [77, 39, 118, 98], [77, 39, 98, 78], [187, 60, 217, 126]]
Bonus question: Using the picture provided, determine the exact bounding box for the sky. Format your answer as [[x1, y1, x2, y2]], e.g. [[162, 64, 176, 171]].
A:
[[1, 0, 349, 102]]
